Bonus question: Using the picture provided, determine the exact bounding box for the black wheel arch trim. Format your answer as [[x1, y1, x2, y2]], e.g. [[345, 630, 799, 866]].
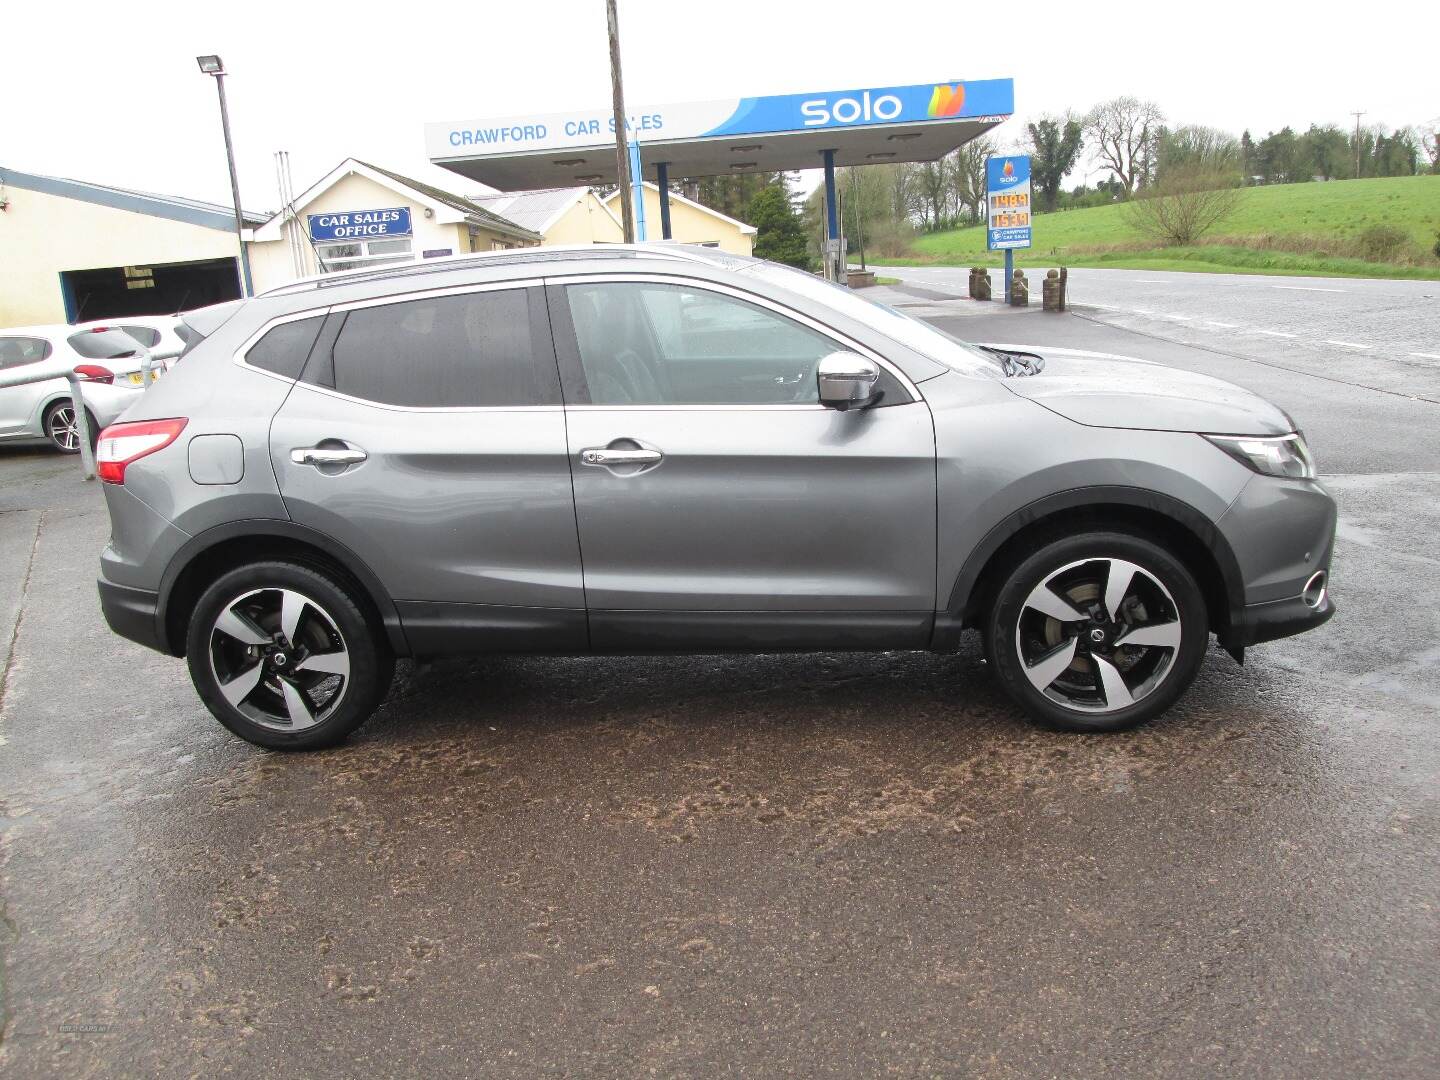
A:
[[155, 519, 410, 657], [934, 486, 1245, 649]]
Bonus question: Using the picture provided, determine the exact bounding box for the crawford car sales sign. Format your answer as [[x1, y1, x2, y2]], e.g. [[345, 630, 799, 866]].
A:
[[986, 156, 1032, 251], [308, 207, 413, 242]]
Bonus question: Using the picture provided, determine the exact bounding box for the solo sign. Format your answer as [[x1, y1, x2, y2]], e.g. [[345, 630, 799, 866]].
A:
[[308, 207, 413, 242], [985, 156, 1032, 250]]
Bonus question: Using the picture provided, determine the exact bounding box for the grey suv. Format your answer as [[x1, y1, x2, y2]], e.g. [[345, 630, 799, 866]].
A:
[[96, 245, 1335, 749]]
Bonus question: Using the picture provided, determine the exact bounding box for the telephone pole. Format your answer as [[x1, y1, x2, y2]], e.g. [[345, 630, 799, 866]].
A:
[[1351, 110, 1366, 179], [606, 0, 635, 242]]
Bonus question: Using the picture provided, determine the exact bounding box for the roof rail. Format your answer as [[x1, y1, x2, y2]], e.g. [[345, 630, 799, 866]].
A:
[[259, 243, 729, 297]]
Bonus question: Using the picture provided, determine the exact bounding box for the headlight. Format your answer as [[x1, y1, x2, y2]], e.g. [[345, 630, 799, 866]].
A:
[[1204, 433, 1317, 479]]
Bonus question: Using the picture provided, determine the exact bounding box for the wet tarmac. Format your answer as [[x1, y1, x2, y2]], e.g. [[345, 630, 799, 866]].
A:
[[1, 303, 1436, 1077]]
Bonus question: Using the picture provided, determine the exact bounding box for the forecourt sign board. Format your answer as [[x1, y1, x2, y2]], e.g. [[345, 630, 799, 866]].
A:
[[308, 207, 412, 243], [427, 78, 1015, 189], [986, 156, 1032, 250]]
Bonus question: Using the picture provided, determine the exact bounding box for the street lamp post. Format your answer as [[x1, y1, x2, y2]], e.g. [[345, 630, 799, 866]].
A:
[[196, 54, 253, 296]]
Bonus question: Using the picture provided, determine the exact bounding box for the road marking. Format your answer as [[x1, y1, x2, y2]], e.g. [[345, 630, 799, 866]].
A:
[[1409, 352, 1440, 360], [1256, 329, 1297, 338], [1272, 285, 1346, 293], [1128, 309, 1152, 315], [1205, 321, 1238, 328], [1164, 314, 1193, 321], [1325, 340, 1372, 350]]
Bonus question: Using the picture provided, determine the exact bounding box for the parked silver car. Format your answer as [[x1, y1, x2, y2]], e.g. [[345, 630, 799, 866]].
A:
[[95, 245, 1335, 749], [0, 325, 150, 452]]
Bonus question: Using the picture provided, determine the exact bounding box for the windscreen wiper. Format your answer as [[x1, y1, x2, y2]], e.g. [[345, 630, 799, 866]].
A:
[[978, 345, 1046, 377]]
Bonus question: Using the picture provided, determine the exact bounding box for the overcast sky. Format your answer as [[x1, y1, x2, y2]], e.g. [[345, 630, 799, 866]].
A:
[[4, 0, 1436, 212]]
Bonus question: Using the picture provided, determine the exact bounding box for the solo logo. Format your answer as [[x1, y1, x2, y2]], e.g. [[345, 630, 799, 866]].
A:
[[928, 83, 966, 118], [801, 90, 903, 127]]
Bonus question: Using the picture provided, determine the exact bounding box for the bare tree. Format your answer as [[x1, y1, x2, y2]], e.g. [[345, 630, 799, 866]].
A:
[[1085, 96, 1165, 194], [950, 135, 995, 224], [1125, 167, 1242, 246], [914, 158, 949, 230]]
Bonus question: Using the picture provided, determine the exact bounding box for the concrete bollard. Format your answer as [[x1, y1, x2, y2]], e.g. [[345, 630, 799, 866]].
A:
[[1009, 269, 1029, 307], [968, 266, 992, 301]]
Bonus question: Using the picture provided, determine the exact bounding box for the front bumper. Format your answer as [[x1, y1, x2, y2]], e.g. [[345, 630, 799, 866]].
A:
[[98, 577, 166, 653], [1225, 588, 1335, 647]]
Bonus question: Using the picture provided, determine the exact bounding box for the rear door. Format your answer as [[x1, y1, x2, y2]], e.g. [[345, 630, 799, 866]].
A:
[[268, 282, 586, 653], [550, 275, 938, 652]]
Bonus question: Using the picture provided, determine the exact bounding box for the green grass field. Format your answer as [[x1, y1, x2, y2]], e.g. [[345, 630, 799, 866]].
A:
[[887, 175, 1440, 279]]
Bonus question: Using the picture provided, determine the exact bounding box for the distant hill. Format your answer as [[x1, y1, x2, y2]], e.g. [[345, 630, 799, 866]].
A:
[[889, 175, 1440, 279]]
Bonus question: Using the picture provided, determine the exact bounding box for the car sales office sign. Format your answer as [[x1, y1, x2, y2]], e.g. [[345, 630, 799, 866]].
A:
[[308, 207, 413, 242], [986, 156, 1032, 250]]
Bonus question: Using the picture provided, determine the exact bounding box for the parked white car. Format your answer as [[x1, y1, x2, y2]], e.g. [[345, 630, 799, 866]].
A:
[[75, 314, 188, 369], [0, 325, 150, 453]]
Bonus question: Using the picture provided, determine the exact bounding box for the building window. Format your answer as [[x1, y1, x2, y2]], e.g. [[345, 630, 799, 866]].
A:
[[314, 237, 416, 274]]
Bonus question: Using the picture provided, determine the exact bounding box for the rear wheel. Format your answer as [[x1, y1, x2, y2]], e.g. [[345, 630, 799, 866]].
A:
[[43, 399, 86, 454], [186, 561, 394, 750], [984, 532, 1209, 733]]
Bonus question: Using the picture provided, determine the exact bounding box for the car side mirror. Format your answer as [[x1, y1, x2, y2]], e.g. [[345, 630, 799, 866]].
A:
[[816, 352, 880, 411]]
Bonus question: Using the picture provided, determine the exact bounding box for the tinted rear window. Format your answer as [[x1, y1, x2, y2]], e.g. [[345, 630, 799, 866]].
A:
[[67, 329, 140, 360], [119, 325, 162, 348], [328, 288, 552, 407], [245, 316, 325, 379]]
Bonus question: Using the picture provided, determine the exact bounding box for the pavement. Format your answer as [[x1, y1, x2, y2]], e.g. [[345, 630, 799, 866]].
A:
[[1, 278, 1438, 1078]]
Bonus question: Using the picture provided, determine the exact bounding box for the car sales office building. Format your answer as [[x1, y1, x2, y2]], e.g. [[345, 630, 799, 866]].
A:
[[245, 159, 540, 288]]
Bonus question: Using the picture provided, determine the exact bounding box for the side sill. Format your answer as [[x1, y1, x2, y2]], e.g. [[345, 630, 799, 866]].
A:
[[396, 601, 588, 655], [588, 609, 934, 654]]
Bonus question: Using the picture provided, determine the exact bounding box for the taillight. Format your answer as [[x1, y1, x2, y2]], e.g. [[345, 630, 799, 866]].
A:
[[73, 364, 114, 384], [96, 418, 188, 484]]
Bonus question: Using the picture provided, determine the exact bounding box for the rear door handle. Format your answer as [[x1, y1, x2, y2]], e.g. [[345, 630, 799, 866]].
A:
[[291, 445, 368, 467], [580, 448, 663, 466]]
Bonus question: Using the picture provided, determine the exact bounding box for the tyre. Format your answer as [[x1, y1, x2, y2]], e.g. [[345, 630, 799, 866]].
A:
[[984, 532, 1209, 733], [186, 561, 394, 750], [43, 399, 81, 454]]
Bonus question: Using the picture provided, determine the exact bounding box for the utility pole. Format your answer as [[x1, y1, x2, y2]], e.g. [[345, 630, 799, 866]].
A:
[[606, 0, 635, 243], [1351, 111, 1366, 179]]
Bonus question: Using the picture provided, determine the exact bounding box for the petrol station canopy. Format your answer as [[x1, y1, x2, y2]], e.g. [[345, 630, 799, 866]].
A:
[[426, 78, 1014, 189]]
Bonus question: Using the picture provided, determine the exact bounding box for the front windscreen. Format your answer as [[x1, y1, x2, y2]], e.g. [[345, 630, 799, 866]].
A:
[[744, 262, 1003, 379]]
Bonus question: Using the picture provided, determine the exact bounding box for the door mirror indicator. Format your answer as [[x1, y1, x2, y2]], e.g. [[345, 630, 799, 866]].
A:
[[817, 352, 880, 410]]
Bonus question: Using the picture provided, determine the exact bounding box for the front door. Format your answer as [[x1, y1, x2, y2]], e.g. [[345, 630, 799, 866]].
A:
[[549, 277, 937, 652], [268, 283, 586, 653]]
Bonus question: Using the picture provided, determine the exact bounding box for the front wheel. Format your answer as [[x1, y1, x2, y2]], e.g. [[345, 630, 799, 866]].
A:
[[985, 532, 1209, 733], [186, 561, 394, 750]]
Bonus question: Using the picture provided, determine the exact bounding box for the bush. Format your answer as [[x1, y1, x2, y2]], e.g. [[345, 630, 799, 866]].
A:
[[1357, 224, 1409, 261], [1125, 168, 1243, 246], [1433, 230, 1440, 260]]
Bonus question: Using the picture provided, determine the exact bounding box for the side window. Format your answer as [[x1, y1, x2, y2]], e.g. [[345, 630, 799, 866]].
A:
[[0, 337, 53, 369], [246, 316, 325, 379], [328, 289, 551, 408], [564, 282, 838, 406]]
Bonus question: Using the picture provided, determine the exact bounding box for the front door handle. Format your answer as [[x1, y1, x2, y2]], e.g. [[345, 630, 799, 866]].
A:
[[291, 445, 368, 467], [580, 448, 662, 466]]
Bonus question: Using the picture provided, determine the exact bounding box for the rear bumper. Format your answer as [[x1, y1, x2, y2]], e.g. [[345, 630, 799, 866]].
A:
[[1222, 588, 1335, 648], [98, 578, 166, 653]]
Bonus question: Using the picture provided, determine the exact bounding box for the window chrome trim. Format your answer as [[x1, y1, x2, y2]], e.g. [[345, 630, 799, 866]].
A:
[[541, 271, 923, 403], [231, 278, 557, 411], [283, 380, 564, 416]]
